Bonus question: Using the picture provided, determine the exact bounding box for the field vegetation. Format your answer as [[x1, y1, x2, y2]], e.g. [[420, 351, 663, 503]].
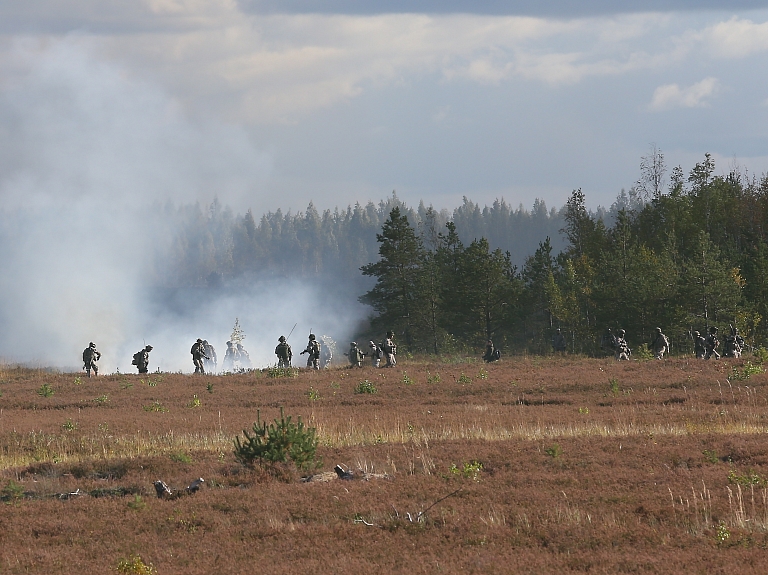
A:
[[2, 355, 768, 573]]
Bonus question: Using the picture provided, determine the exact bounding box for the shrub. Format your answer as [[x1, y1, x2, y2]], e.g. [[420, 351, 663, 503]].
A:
[[187, 394, 201, 408], [234, 408, 320, 471], [450, 460, 483, 481], [116, 554, 156, 575], [267, 366, 299, 378], [37, 383, 54, 397], [143, 401, 168, 413], [728, 361, 764, 381], [355, 380, 377, 394], [545, 444, 562, 458], [170, 452, 192, 464], [307, 387, 320, 401], [457, 373, 472, 385], [634, 343, 653, 361], [402, 372, 415, 386]]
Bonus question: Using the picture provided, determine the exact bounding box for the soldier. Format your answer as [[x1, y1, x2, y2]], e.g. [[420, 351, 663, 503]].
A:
[[552, 328, 567, 354], [82, 342, 101, 378], [236, 343, 251, 368], [300, 334, 321, 369], [221, 341, 237, 372], [613, 329, 631, 361], [483, 339, 500, 363], [651, 327, 670, 360], [320, 339, 333, 368], [132, 345, 153, 374], [275, 336, 292, 368], [723, 326, 744, 358], [382, 331, 397, 368], [191, 338, 208, 374], [369, 341, 382, 368], [705, 326, 720, 360], [346, 342, 365, 367], [202, 340, 217, 373], [693, 330, 707, 359]]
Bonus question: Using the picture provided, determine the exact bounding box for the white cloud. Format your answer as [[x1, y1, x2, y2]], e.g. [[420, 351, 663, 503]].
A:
[[648, 77, 720, 111], [701, 16, 768, 58]]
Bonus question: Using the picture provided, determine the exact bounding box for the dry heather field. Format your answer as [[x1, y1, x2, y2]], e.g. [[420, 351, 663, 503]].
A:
[[2, 355, 768, 574]]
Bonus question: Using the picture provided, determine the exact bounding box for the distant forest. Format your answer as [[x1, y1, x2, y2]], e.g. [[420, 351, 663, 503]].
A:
[[153, 151, 768, 356]]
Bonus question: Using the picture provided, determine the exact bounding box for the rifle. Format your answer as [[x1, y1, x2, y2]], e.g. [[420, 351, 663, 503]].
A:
[[286, 323, 297, 342]]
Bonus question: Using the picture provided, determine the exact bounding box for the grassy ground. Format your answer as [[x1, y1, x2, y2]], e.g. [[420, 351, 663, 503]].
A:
[[1, 355, 768, 573]]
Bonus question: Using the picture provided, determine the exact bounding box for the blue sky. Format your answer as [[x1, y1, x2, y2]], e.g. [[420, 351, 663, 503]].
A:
[[2, 2, 768, 214]]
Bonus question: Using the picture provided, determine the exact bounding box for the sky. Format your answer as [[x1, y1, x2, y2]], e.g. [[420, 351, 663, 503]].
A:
[[2, 1, 768, 369]]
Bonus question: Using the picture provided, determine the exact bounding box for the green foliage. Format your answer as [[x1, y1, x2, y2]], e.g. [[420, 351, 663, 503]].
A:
[[73, 376, 82, 385], [306, 386, 320, 401], [457, 373, 472, 385], [62, 419, 78, 432], [230, 317, 246, 345], [402, 372, 415, 386], [728, 361, 764, 381], [578, 407, 590, 414], [187, 394, 201, 408], [634, 343, 653, 361], [37, 383, 54, 397], [1, 479, 25, 503], [449, 460, 483, 481], [545, 444, 562, 458], [143, 401, 168, 413], [233, 408, 320, 471], [703, 450, 719, 464], [609, 378, 620, 396], [716, 522, 731, 545], [116, 554, 156, 575], [170, 452, 192, 464], [426, 372, 441, 384], [355, 380, 377, 394], [93, 394, 109, 405], [728, 469, 767, 487], [267, 366, 299, 378], [477, 368, 488, 380], [207, 382, 214, 393], [127, 495, 146, 511]]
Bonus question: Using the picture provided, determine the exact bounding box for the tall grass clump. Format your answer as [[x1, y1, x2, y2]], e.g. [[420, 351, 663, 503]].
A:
[[234, 408, 320, 471]]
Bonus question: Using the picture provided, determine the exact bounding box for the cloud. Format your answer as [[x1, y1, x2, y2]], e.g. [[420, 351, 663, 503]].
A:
[[648, 77, 720, 110], [701, 16, 768, 58]]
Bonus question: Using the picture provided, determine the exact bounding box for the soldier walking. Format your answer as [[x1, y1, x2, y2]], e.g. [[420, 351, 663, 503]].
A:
[[611, 329, 631, 361], [369, 341, 382, 367], [552, 328, 567, 354], [300, 334, 321, 369], [236, 343, 251, 368], [222, 341, 237, 371], [202, 340, 217, 373], [132, 345, 153, 374], [705, 326, 720, 360], [693, 330, 707, 359], [651, 327, 670, 360], [275, 336, 292, 368], [723, 326, 744, 358], [483, 339, 500, 363], [382, 331, 397, 368], [346, 342, 365, 368], [82, 342, 101, 377], [191, 338, 209, 374]]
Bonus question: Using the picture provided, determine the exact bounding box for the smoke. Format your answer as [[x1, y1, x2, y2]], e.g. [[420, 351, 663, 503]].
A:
[[0, 39, 366, 371]]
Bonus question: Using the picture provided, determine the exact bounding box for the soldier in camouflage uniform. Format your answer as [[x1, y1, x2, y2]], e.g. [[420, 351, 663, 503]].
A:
[[651, 327, 670, 360], [275, 336, 292, 368], [382, 331, 397, 368], [236, 343, 251, 368], [300, 334, 321, 369], [368, 341, 382, 367], [221, 341, 237, 372], [132, 345, 153, 374], [552, 328, 567, 354], [723, 326, 744, 358], [202, 340, 217, 373], [693, 331, 707, 359], [705, 326, 720, 360], [191, 338, 209, 374], [612, 329, 631, 361], [346, 342, 365, 368], [82, 342, 101, 378]]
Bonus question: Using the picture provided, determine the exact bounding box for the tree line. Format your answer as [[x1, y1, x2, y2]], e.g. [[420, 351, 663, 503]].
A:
[[360, 151, 768, 356]]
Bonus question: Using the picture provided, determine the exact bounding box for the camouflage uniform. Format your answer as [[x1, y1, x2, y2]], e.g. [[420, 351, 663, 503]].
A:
[[320, 340, 333, 369], [483, 340, 500, 363], [552, 329, 567, 353], [651, 327, 670, 360], [236, 344, 251, 368], [705, 327, 720, 360], [693, 331, 707, 359], [612, 329, 631, 361], [82, 342, 101, 377], [133, 345, 153, 374], [382, 331, 397, 368], [346, 342, 364, 368], [301, 334, 321, 369], [275, 336, 292, 368], [202, 340, 217, 373], [369, 341, 382, 367], [222, 341, 237, 372], [191, 338, 208, 374], [723, 327, 744, 358]]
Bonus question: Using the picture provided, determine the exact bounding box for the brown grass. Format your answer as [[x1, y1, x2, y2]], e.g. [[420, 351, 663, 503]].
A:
[[2, 356, 768, 573]]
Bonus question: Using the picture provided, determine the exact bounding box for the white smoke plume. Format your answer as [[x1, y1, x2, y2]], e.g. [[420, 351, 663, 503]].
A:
[[0, 39, 366, 371]]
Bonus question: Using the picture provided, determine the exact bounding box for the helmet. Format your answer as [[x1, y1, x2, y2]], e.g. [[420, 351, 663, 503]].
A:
[[309, 334, 316, 340], [369, 341, 375, 346], [387, 331, 394, 338], [196, 338, 203, 343], [89, 342, 95, 348], [693, 331, 700, 337], [145, 345, 153, 351], [655, 327, 662, 333], [350, 342, 357, 347], [279, 336, 286, 342], [202, 340, 208, 344], [618, 329, 625, 337]]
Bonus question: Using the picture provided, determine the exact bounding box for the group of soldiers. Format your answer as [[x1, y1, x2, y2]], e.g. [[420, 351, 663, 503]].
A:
[[601, 325, 744, 361], [81, 338, 252, 376], [342, 332, 397, 368]]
